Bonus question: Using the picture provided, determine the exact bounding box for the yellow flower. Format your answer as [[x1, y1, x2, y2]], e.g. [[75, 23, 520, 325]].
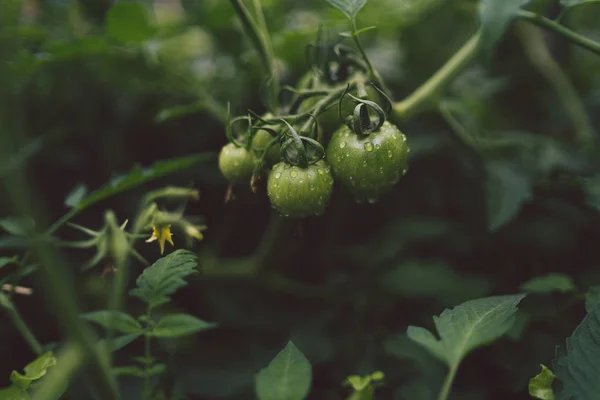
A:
[[146, 224, 174, 255]]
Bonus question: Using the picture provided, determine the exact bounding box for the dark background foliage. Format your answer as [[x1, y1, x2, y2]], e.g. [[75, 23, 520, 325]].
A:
[[2, 0, 600, 399]]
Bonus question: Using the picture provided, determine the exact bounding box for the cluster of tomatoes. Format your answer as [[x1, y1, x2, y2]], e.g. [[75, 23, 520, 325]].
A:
[[218, 82, 409, 217], [218, 37, 409, 217]]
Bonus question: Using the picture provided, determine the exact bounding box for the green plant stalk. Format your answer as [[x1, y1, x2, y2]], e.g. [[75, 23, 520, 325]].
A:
[[517, 10, 600, 57], [1, 297, 43, 355], [391, 13, 600, 124], [229, 0, 280, 110], [350, 20, 390, 97], [438, 364, 458, 400], [391, 30, 482, 123]]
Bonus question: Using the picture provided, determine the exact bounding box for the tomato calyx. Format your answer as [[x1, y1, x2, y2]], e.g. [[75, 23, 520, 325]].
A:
[[279, 119, 325, 169], [339, 83, 392, 137]]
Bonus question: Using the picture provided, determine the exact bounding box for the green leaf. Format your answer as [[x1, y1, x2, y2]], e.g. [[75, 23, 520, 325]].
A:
[[529, 364, 555, 400], [97, 333, 143, 353], [553, 301, 600, 399], [485, 160, 532, 231], [81, 310, 143, 334], [129, 249, 198, 308], [64, 184, 88, 208], [255, 341, 312, 400], [150, 313, 217, 338], [0, 256, 18, 269], [407, 294, 526, 368], [0, 386, 30, 400], [105, 2, 154, 44], [0, 217, 35, 237], [324, 0, 367, 21], [75, 153, 212, 211], [585, 286, 600, 313], [479, 0, 532, 50], [10, 352, 57, 390], [520, 274, 576, 294]]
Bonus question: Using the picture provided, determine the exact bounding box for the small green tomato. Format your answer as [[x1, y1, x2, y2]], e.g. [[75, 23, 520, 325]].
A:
[[267, 160, 334, 217], [218, 143, 255, 184], [326, 120, 409, 202]]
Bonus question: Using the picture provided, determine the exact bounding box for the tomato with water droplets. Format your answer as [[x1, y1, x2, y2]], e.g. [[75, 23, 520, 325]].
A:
[[326, 120, 409, 202], [267, 160, 334, 217], [218, 143, 255, 184]]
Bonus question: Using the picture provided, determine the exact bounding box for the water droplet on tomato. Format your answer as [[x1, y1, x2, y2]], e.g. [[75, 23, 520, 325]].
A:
[[339, 141, 347, 149], [364, 142, 374, 152]]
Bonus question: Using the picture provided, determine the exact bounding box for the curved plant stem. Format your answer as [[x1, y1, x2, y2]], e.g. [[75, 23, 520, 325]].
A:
[[438, 365, 458, 400], [517, 10, 600, 57], [392, 31, 482, 123], [391, 11, 600, 124]]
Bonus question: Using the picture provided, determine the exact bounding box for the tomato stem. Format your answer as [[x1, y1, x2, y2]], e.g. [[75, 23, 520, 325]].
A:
[[391, 11, 600, 124], [392, 30, 482, 123]]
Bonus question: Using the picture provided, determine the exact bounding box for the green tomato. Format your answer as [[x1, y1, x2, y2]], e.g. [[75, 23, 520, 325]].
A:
[[218, 143, 255, 184], [252, 130, 281, 167], [267, 160, 334, 217], [326, 120, 409, 202]]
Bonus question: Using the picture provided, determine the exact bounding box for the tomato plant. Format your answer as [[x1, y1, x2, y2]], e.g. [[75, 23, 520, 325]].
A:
[[3, 0, 600, 399]]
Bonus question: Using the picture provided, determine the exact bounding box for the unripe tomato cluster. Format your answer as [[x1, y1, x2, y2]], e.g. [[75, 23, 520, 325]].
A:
[[218, 76, 410, 217]]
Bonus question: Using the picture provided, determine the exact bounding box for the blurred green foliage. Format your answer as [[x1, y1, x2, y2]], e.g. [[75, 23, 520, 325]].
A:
[[1, 0, 600, 399]]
